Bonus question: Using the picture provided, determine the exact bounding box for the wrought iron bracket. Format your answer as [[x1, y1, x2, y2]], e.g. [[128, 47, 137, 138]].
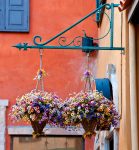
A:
[[13, 3, 124, 53]]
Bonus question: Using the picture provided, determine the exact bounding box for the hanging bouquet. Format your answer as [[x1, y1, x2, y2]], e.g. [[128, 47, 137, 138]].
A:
[[9, 90, 63, 137], [63, 91, 120, 138]]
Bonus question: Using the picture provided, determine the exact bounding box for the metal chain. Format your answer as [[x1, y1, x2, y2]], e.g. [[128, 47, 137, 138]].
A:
[[39, 49, 43, 70], [84, 52, 93, 92], [87, 52, 89, 70], [36, 49, 44, 92]]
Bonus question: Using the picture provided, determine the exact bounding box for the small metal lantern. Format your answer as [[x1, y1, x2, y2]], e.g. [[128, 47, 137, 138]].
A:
[[82, 36, 94, 53]]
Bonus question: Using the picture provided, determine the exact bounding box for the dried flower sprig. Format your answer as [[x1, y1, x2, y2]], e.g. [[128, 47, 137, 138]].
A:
[[34, 69, 47, 80]]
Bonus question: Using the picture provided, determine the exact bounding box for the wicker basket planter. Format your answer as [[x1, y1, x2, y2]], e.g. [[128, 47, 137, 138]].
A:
[[30, 120, 47, 137]]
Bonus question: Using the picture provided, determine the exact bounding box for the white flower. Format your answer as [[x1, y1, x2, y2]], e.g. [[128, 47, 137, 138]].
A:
[[78, 106, 81, 110]]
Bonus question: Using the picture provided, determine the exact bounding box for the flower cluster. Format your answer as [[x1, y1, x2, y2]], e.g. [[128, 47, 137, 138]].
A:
[[63, 91, 120, 129], [82, 70, 94, 81], [9, 89, 120, 138], [9, 90, 63, 126], [34, 69, 47, 80]]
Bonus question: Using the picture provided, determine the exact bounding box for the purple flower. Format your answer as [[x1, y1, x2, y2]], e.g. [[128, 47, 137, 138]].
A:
[[83, 70, 92, 78], [45, 104, 50, 109]]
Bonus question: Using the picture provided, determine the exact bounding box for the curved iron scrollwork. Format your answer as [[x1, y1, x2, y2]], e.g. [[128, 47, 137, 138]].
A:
[[58, 36, 82, 47], [93, 12, 111, 41], [105, 3, 111, 9], [33, 7, 111, 48], [14, 3, 124, 51], [32, 3, 112, 47], [33, 35, 43, 46]]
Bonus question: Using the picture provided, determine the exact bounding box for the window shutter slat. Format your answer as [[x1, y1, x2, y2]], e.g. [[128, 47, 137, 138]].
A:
[[5, 0, 29, 32], [0, 0, 5, 30]]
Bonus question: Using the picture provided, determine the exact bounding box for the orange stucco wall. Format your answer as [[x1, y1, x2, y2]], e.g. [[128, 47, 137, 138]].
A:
[[0, 0, 98, 150]]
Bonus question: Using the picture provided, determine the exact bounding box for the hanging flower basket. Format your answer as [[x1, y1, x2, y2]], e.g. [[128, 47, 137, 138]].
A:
[[9, 90, 63, 137], [9, 50, 64, 137], [63, 91, 120, 138]]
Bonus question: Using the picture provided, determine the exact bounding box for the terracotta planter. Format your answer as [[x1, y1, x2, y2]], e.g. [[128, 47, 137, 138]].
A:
[[30, 120, 47, 138], [81, 119, 97, 138]]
